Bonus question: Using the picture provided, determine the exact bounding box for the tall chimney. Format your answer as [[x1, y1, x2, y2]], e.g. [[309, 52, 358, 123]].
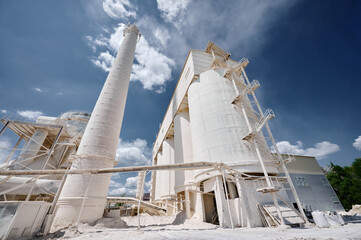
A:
[[53, 24, 140, 226]]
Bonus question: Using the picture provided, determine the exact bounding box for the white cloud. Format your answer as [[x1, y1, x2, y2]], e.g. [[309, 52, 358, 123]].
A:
[[154, 27, 170, 48], [88, 23, 175, 92], [33, 88, 42, 92], [177, 0, 296, 58], [1, 110, 7, 114], [156, 0, 191, 24], [91, 51, 115, 72], [17, 110, 44, 121], [109, 175, 151, 196], [86, 0, 296, 92], [103, 0, 136, 19], [353, 136, 361, 151], [276, 140, 340, 160], [116, 138, 152, 167], [108, 138, 152, 196], [131, 37, 175, 91]]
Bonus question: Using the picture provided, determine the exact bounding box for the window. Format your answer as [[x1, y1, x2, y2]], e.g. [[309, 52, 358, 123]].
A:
[[294, 177, 309, 187]]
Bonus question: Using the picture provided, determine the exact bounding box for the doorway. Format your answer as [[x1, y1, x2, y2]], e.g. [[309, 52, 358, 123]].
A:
[[203, 191, 219, 225]]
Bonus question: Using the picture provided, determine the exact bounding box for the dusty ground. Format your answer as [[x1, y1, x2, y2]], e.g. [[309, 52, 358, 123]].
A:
[[41, 215, 361, 240]]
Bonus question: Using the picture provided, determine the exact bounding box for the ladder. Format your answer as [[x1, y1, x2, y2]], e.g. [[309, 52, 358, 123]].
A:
[[209, 54, 309, 226]]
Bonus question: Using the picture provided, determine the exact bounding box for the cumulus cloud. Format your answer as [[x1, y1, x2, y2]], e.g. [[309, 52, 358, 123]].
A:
[[156, 0, 191, 25], [276, 140, 340, 160], [108, 138, 152, 196], [91, 51, 115, 72], [103, 0, 136, 19], [176, 0, 296, 58], [131, 37, 175, 91], [1, 110, 7, 114], [109, 175, 151, 196], [154, 27, 170, 47], [116, 138, 152, 167], [17, 110, 44, 121], [33, 88, 42, 92], [353, 136, 361, 151], [88, 23, 175, 92]]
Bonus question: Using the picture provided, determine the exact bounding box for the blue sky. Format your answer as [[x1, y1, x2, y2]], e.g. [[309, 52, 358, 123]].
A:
[[0, 0, 360, 195]]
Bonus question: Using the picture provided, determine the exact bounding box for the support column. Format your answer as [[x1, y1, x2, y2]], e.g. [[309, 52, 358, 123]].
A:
[[236, 179, 251, 227], [214, 176, 229, 227], [136, 171, 146, 199], [154, 151, 163, 200], [194, 191, 205, 221], [163, 138, 175, 196], [174, 109, 193, 193], [185, 189, 191, 219], [150, 157, 157, 202]]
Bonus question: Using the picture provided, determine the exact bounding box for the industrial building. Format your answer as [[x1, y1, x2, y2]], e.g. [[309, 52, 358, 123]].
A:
[[279, 155, 344, 212], [149, 42, 344, 227], [0, 24, 344, 239]]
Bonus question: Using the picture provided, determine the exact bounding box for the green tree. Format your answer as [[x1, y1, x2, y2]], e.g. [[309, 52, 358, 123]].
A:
[[326, 158, 361, 210]]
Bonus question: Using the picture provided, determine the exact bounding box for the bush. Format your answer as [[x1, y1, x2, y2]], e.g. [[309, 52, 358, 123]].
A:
[[326, 158, 361, 210]]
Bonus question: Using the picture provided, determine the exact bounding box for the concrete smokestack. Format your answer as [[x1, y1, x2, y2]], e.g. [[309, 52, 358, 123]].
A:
[[53, 24, 140, 226]]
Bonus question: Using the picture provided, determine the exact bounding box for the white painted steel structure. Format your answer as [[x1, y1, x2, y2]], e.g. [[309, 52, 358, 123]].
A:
[[0, 112, 90, 238], [53, 24, 140, 226], [150, 42, 308, 227]]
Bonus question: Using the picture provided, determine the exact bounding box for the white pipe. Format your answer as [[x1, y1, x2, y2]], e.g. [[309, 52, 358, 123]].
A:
[[135, 171, 146, 199], [220, 168, 234, 229], [137, 171, 148, 230], [0, 176, 60, 195], [0, 161, 218, 176], [185, 189, 191, 219], [76, 174, 92, 228]]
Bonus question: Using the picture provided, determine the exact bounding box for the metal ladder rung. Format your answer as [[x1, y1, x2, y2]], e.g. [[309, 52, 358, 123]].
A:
[[231, 80, 261, 105], [256, 186, 280, 193], [242, 109, 275, 141]]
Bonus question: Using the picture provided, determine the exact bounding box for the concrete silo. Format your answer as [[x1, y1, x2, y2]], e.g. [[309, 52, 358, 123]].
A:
[[150, 42, 307, 228]]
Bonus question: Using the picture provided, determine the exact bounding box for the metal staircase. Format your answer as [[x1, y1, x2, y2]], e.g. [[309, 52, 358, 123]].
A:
[[208, 49, 309, 226]]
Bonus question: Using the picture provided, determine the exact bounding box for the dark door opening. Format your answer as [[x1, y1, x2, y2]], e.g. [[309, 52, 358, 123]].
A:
[[203, 191, 219, 225]]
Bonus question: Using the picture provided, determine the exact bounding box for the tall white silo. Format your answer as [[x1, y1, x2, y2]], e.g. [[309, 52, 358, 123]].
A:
[[187, 69, 277, 182]]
